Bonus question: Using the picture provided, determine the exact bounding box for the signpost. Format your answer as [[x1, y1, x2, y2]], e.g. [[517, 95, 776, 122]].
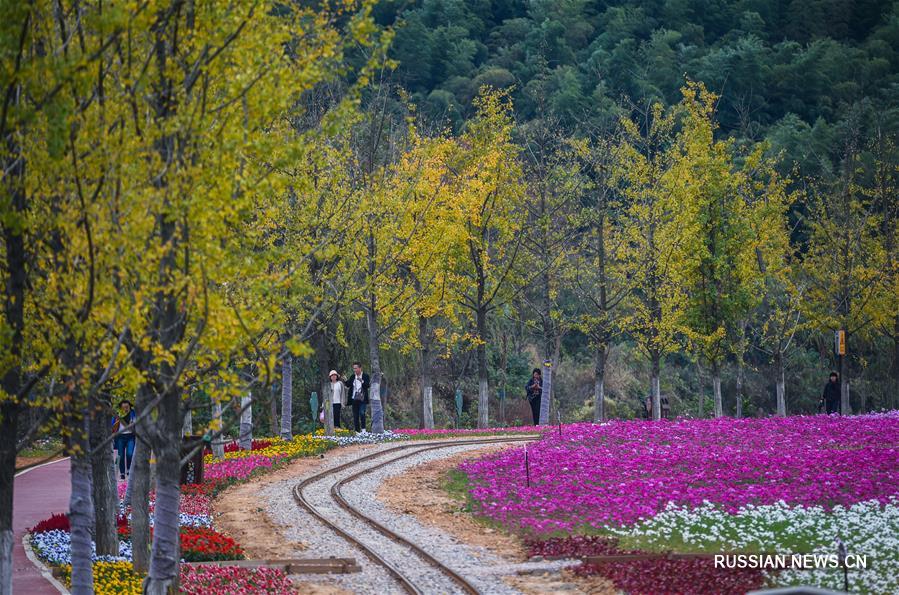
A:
[[538, 359, 552, 425], [834, 330, 846, 355], [455, 388, 463, 426]]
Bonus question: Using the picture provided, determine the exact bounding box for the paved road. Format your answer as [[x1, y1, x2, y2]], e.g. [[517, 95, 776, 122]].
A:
[[13, 458, 70, 594]]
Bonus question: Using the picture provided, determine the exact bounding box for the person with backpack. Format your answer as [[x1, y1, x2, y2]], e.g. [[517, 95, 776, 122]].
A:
[[344, 362, 370, 432]]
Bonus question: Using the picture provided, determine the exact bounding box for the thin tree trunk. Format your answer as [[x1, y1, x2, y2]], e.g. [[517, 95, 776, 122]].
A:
[[90, 408, 118, 556], [211, 399, 225, 459], [476, 305, 489, 429], [0, 131, 26, 594], [893, 324, 899, 411], [594, 345, 607, 422], [366, 303, 384, 434], [239, 393, 253, 449], [127, 436, 152, 573], [68, 413, 95, 595], [313, 330, 334, 436], [147, 434, 180, 594], [651, 352, 661, 421], [712, 363, 723, 418], [839, 350, 851, 415], [182, 409, 192, 436], [269, 383, 278, 437], [775, 351, 786, 416], [419, 315, 434, 429], [735, 326, 746, 418], [280, 350, 293, 440], [0, 403, 16, 595], [695, 360, 704, 417]]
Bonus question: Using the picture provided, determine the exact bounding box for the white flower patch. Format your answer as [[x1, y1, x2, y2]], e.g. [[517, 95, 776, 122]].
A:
[[31, 530, 130, 565], [319, 430, 410, 446], [608, 499, 899, 594]]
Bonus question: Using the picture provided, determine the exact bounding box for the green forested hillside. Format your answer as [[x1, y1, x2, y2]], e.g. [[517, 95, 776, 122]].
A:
[[379, 0, 898, 169]]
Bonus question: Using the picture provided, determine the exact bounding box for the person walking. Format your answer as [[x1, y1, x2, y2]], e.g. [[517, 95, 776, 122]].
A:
[[344, 362, 370, 433], [525, 368, 542, 425], [820, 371, 841, 414], [112, 400, 136, 480], [329, 370, 347, 428]]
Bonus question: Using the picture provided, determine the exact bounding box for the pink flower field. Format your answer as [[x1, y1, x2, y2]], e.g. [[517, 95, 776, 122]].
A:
[[461, 413, 899, 533]]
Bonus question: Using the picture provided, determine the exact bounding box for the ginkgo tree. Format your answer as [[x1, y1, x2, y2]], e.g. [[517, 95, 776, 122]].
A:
[[445, 90, 525, 429], [673, 83, 757, 418], [613, 99, 685, 421]]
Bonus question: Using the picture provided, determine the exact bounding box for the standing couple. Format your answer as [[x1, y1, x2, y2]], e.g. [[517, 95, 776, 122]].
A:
[[328, 362, 370, 432]]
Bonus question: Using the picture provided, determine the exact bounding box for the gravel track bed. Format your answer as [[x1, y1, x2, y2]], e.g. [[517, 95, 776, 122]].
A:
[[261, 438, 574, 594]]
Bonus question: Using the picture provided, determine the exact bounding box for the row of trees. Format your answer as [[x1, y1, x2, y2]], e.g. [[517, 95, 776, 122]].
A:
[[0, 0, 391, 592]]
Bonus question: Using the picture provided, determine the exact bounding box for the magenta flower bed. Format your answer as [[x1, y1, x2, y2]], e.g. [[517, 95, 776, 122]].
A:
[[396, 426, 543, 436], [204, 454, 287, 481], [461, 413, 899, 534]]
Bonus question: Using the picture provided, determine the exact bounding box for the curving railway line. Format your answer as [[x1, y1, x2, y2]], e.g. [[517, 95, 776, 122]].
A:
[[292, 436, 537, 595]]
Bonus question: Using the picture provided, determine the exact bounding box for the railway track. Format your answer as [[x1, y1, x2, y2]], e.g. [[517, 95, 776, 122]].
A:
[[292, 436, 537, 595]]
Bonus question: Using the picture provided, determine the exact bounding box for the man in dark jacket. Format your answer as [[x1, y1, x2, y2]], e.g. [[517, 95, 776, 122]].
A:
[[345, 362, 370, 432], [821, 371, 841, 414]]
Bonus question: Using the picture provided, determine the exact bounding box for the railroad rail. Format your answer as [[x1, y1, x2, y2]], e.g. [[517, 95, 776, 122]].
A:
[[292, 436, 537, 595]]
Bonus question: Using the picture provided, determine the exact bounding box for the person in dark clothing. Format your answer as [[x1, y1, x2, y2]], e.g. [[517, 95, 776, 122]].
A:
[[525, 368, 542, 425], [821, 371, 841, 414], [344, 362, 370, 432]]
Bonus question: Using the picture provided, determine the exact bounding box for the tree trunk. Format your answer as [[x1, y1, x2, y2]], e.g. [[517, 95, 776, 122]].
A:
[[90, 408, 119, 556], [712, 363, 723, 418], [280, 350, 292, 440], [651, 352, 661, 421], [366, 303, 384, 434], [269, 383, 278, 437], [182, 409, 192, 436], [419, 315, 434, 429], [0, 132, 26, 595], [211, 399, 225, 459], [147, 434, 181, 595], [476, 305, 489, 429], [775, 351, 786, 416], [893, 322, 899, 411], [0, 403, 17, 595], [128, 386, 152, 573], [68, 415, 95, 595], [128, 437, 152, 573], [839, 351, 851, 415], [735, 347, 745, 418], [593, 345, 607, 422], [239, 393, 253, 450], [313, 330, 334, 436]]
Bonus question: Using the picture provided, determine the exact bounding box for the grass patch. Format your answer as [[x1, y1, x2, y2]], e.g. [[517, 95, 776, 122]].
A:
[[442, 468, 474, 512]]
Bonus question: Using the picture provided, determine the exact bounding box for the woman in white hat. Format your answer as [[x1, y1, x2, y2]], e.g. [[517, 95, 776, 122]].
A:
[[329, 370, 348, 428]]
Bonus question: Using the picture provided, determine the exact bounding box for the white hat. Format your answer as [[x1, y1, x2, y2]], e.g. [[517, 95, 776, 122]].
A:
[[328, 370, 339, 378]]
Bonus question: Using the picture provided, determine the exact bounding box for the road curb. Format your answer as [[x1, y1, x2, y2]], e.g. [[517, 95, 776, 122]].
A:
[[22, 534, 69, 594]]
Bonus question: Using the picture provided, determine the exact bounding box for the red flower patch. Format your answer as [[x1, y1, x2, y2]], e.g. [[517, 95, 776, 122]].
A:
[[528, 536, 768, 595], [180, 526, 244, 562], [29, 513, 69, 534]]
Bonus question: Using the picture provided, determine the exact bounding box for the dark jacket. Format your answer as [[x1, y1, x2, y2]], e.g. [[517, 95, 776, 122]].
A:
[[345, 372, 371, 404], [525, 377, 542, 401], [822, 380, 840, 414]]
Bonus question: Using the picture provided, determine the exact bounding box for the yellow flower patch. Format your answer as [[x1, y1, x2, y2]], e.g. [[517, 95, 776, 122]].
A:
[[61, 561, 143, 594], [203, 432, 337, 463]]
